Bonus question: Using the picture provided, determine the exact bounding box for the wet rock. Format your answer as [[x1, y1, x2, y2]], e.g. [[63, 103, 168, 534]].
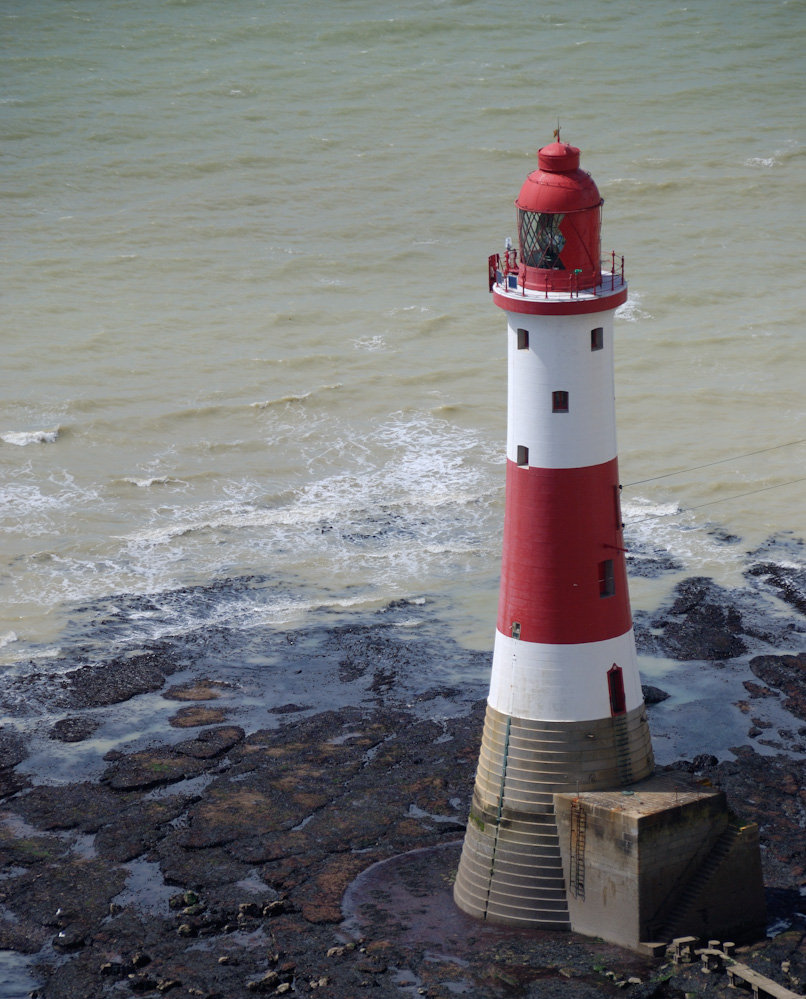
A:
[[744, 681, 780, 699], [2, 855, 126, 943], [56, 651, 180, 709], [174, 725, 245, 760], [102, 747, 209, 791], [0, 728, 30, 800], [52, 926, 87, 951], [650, 577, 747, 660], [663, 757, 718, 773], [127, 975, 158, 993], [267, 703, 313, 715], [12, 781, 129, 833], [246, 971, 280, 991], [626, 552, 683, 578], [163, 679, 232, 702], [95, 794, 197, 862], [0, 767, 30, 800], [356, 957, 387, 973], [746, 561, 806, 616], [0, 728, 28, 769], [641, 685, 670, 704], [710, 528, 740, 544], [1, 595, 804, 999], [48, 715, 101, 742], [749, 653, 806, 721], [169, 704, 229, 728]]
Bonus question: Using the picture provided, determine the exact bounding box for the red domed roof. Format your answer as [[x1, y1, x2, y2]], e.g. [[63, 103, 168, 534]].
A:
[[516, 141, 602, 215]]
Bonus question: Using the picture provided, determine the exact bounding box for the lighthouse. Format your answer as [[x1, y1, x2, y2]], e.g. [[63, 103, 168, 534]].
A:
[[453, 137, 767, 949], [453, 136, 655, 929]]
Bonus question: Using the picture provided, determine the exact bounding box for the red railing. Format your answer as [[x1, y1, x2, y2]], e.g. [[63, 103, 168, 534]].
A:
[[488, 250, 626, 296]]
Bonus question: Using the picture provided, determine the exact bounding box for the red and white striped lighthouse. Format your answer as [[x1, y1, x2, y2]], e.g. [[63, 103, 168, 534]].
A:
[[454, 138, 654, 928]]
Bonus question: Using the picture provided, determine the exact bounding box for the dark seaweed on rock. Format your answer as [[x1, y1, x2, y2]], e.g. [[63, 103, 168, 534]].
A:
[[0, 728, 30, 800], [55, 652, 184, 710], [641, 684, 670, 704], [48, 716, 101, 743], [625, 552, 683, 578], [749, 653, 806, 721], [646, 575, 806, 661], [650, 577, 747, 660], [746, 562, 806, 617]]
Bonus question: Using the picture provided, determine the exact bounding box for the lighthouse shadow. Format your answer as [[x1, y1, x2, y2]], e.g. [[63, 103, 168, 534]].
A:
[[341, 840, 655, 994]]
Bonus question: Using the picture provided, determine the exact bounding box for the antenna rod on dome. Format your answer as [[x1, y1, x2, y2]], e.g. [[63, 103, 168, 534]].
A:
[[553, 119, 560, 141]]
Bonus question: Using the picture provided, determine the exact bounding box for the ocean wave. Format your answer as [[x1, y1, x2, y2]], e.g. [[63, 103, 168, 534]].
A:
[[1, 428, 59, 446], [0, 631, 18, 649], [251, 392, 311, 408], [0, 474, 101, 531], [351, 336, 387, 352], [112, 415, 500, 596], [616, 294, 652, 323], [118, 476, 188, 488]]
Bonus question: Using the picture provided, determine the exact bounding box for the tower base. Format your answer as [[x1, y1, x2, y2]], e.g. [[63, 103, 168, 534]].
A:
[[453, 702, 654, 927]]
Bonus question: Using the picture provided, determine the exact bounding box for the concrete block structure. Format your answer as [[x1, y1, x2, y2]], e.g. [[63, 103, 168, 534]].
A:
[[554, 773, 767, 950], [453, 135, 767, 950]]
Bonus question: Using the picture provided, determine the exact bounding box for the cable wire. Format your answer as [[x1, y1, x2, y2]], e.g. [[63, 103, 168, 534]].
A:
[[623, 437, 806, 488], [628, 474, 806, 524]]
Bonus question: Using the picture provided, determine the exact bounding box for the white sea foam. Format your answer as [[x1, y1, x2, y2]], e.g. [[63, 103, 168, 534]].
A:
[[616, 293, 651, 323], [352, 336, 386, 351], [0, 631, 18, 649], [0, 474, 101, 534], [1, 429, 59, 446], [119, 476, 187, 488]]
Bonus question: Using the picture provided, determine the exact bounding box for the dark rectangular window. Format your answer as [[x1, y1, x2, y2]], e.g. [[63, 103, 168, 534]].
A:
[[552, 390, 569, 413], [591, 327, 604, 351], [599, 559, 615, 597], [511, 621, 521, 640], [516, 445, 529, 467], [517, 328, 529, 350]]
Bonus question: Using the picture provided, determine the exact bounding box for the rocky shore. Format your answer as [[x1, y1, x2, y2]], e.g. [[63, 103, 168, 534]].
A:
[[1, 558, 805, 998]]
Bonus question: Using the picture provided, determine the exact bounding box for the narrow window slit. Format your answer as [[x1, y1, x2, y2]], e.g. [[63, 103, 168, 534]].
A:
[[591, 327, 604, 351], [516, 445, 529, 467], [599, 559, 615, 597], [517, 328, 529, 350]]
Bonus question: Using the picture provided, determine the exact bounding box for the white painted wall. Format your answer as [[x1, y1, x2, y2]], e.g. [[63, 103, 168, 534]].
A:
[[488, 627, 644, 722], [505, 309, 619, 470]]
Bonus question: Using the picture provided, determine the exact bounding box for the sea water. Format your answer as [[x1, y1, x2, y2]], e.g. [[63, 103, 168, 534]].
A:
[[2, 0, 805, 666], [1, 3, 805, 993]]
